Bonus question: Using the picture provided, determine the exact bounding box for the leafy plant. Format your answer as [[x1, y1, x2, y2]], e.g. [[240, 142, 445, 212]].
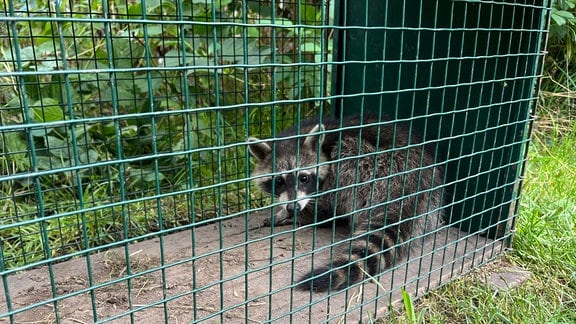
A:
[[0, 0, 331, 268], [543, 0, 576, 91]]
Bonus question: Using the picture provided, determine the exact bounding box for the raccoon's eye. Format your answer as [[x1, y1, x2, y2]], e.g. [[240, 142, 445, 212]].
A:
[[298, 174, 310, 184], [274, 177, 285, 186]]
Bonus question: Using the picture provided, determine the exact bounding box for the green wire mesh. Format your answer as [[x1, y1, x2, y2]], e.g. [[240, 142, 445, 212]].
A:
[[0, 0, 550, 322]]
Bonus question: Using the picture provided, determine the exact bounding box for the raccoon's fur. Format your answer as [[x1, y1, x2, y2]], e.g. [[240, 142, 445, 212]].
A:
[[248, 114, 444, 292]]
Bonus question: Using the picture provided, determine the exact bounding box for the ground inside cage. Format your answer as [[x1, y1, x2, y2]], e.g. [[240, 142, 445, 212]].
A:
[[1, 211, 504, 323]]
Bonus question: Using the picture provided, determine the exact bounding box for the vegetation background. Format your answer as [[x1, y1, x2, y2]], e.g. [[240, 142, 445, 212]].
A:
[[0, 0, 329, 268]]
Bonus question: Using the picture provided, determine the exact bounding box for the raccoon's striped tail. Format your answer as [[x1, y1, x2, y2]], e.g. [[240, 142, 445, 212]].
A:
[[297, 230, 407, 292]]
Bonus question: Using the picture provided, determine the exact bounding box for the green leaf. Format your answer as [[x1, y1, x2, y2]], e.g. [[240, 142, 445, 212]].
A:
[[146, 25, 163, 36], [300, 43, 321, 53], [128, 168, 166, 186], [554, 10, 575, 19], [1, 132, 30, 170], [259, 18, 294, 27], [218, 39, 273, 67], [132, 74, 162, 93], [145, 0, 162, 10], [552, 14, 567, 26], [30, 101, 64, 122], [79, 149, 100, 164], [46, 135, 70, 159], [19, 47, 35, 61], [37, 58, 58, 71], [6, 46, 36, 69], [401, 288, 416, 323], [199, 0, 232, 7], [1, 131, 27, 154], [101, 122, 117, 137], [120, 125, 138, 137], [187, 56, 216, 71], [127, 3, 143, 16], [300, 3, 319, 24], [220, 38, 243, 60], [551, 9, 575, 26], [164, 49, 186, 67], [30, 128, 52, 138], [247, 26, 260, 38], [35, 156, 53, 170]]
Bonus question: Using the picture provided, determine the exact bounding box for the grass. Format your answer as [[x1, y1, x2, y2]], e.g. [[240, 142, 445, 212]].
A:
[[385, 95, 576, 323]]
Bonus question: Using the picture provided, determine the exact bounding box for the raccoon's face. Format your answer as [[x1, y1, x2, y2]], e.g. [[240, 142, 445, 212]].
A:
[[248, 124, 330, 215]]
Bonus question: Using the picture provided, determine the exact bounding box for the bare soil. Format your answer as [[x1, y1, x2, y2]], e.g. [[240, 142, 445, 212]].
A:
[[0, 211, 501, 323]]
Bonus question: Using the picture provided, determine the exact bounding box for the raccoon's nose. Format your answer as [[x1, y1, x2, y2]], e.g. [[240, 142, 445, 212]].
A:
[[286, 203, 300, 214]]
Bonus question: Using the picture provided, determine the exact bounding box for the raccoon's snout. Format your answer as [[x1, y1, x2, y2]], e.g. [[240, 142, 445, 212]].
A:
[[284, 197, 311, 215], [285, 202, 300, 214]]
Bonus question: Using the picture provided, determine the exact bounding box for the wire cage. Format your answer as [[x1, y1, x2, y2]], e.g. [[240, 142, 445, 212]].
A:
[[0, 0, 550, 323]]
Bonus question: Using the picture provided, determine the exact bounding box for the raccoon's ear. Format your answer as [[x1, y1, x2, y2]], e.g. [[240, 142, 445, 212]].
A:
[[247, 137, 272, 161], [303, 124, 325, 150]]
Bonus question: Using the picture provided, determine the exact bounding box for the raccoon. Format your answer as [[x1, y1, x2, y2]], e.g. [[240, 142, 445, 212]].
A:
[[247, 114, 444, 292]]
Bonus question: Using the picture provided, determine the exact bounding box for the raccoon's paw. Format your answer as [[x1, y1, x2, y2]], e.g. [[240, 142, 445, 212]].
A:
[[262, 218, 273, 227], [262, 209, 293, 227], [262, 217, 293, 227], [297, 264, 361, 292]]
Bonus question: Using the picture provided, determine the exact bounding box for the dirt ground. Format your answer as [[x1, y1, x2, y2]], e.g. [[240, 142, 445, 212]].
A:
[[0, 211, 502, 323]]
